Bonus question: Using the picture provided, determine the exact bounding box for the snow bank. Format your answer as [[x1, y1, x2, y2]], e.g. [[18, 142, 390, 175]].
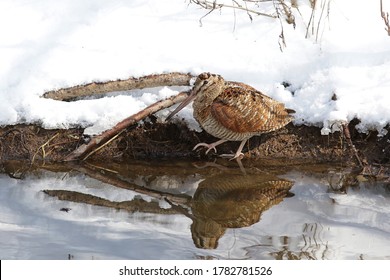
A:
[[1, 0, 390, 135]]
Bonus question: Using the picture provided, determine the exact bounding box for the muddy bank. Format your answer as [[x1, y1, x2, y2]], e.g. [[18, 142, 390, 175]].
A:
[[0, 119, 389, 166]]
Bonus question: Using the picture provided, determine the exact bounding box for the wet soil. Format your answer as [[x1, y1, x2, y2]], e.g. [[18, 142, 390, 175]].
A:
[[1, 119, 389, 167]]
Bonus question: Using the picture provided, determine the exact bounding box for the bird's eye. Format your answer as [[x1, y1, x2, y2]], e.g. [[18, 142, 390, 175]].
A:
[[203, 80, 209, 85], [199, 73, 209, 79]]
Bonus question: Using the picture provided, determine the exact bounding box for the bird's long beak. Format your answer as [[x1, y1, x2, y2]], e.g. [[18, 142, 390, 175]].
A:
[[165, 90, 197, 121]]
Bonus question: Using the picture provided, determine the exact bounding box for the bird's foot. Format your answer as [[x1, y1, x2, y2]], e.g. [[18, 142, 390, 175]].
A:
[[193, 143, 217, 154], [193, 139, 228, 155]]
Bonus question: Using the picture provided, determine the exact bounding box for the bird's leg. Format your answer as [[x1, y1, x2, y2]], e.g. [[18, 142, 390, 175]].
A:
[[193, 139, 228, 154], [232, 139, 247, 160], [220, 139, 247, 160]]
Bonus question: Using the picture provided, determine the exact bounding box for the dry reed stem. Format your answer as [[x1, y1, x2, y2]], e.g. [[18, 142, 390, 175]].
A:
[[380, 0, 390, 36], [189, 0, 276, 24], [32, 132, 59, 163]]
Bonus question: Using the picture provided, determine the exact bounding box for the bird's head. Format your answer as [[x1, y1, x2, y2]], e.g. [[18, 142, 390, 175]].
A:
[[166, 72, 224, 120]]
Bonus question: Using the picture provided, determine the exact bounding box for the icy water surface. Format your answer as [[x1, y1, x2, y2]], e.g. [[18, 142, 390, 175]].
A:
[[0, 159, 389, 260]]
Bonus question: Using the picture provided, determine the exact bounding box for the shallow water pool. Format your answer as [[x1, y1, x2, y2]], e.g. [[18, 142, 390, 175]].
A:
[[0, 159, 389, 259]]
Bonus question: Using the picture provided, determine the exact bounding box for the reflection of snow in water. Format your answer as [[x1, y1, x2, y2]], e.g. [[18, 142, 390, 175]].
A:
[[244, 172, 390, 260], [0, 165, 389, 260]]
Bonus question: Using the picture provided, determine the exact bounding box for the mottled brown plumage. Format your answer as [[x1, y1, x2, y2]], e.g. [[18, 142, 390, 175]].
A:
[[167, 72, 294, 159]]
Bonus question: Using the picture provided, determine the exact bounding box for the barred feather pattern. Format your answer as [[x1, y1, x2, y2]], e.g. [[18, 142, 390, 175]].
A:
[[192, 73, 294, 142]]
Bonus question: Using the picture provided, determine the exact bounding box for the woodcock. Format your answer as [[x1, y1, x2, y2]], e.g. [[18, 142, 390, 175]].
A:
[[166, 72, 295, 159]]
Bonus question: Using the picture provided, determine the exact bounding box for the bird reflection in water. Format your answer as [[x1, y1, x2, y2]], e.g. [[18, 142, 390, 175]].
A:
[[189, 174, 294, 249], [41, 162, 294, 250]]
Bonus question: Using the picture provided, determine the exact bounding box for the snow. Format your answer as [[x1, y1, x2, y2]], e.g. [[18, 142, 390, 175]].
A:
[[1, 0, 390, 135]]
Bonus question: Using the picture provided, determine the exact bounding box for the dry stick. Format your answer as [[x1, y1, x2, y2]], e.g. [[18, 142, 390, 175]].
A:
[[63, 91, 190, 162], [341, 123, 364, 168], [43, 72, 193, 101]]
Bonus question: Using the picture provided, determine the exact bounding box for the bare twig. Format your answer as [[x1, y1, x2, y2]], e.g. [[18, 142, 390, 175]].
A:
[[242, 0, 253, 22], [63, 91, 190, 161], [315, 0, 328, 42], [43, 72, 193, 101], [279, 0, 295, 27], [305, 0, 316, 38], [341, 123, 364, 168], [380, 0, 390, 36], [189, 0, 298, 51], [199, 4, 217, 26], [305, 0, 330, 42], [273, 0, 287, 51], [189, 0, 277, 19]]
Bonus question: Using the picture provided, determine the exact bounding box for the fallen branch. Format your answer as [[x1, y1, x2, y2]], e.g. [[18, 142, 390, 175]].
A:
[[43, 72, 193, 101], [63, 91, 190, 161]]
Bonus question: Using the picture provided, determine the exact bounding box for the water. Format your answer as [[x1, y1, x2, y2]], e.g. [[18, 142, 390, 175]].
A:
[[0, 159, 389, 260]]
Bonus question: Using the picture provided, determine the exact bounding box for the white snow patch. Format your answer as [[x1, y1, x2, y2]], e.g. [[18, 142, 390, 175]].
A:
[[1, 0, 390, 135]]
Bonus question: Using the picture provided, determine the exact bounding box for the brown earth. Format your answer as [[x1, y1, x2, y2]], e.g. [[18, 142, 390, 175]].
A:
[[1, 119, 389, 167]]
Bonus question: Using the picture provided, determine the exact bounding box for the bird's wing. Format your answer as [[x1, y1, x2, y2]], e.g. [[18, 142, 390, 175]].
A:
[[211, 86, 293, 133]]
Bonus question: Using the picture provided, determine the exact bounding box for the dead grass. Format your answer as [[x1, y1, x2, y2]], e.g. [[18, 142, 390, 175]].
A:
[[2, 119, 389, 166]]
